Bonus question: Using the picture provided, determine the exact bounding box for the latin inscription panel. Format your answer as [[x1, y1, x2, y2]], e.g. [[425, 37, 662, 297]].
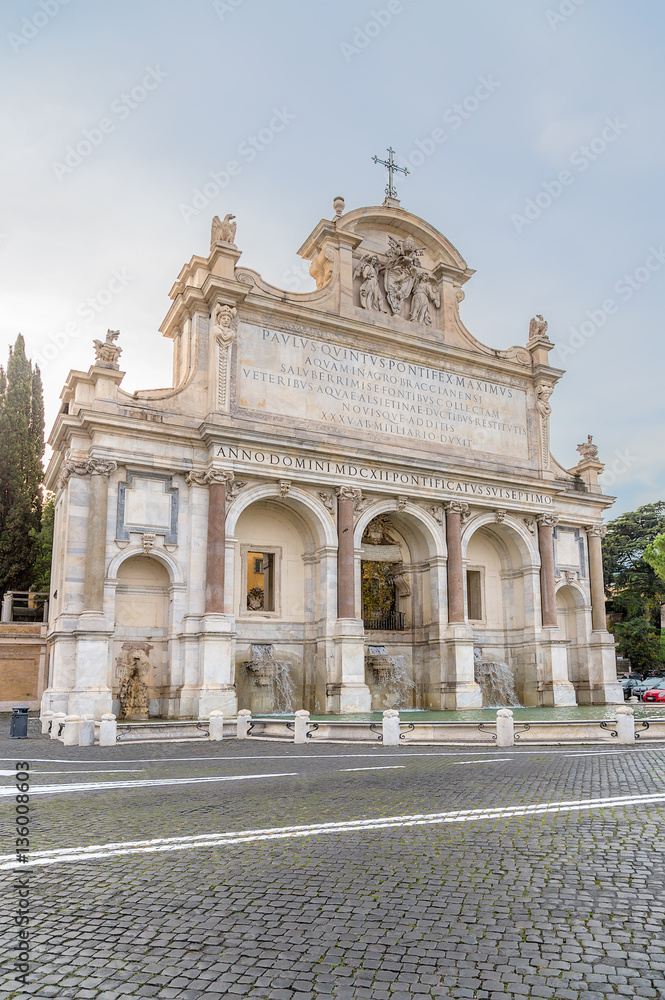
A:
[[236, 323, 530, 461]]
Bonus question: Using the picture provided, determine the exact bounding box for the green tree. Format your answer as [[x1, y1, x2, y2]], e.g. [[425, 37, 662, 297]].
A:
[[29, 491, 55, 592], [603, 502, 665, 623], [0, 335, 45, 593], [644, 533, 665, 586], [613, 617, 662, 672]]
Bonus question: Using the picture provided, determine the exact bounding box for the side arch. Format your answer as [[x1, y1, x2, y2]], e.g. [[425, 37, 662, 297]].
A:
[[226, 483, 336, 550], [106, 545, 186, 586]]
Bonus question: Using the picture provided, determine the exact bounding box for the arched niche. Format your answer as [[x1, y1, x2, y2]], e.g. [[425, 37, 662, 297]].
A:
[[113, 554, 172, 717]]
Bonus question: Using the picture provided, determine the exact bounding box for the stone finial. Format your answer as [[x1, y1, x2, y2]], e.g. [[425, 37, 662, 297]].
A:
[[528, 314, 550, 343], [333, 195, 345, 218], [211, 213, 236, 247], [577, 435, 599, 461], [93, 329, 122, 369]]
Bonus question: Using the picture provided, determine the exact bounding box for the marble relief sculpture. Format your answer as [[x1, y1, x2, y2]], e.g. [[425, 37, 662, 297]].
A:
[[410, 270, 440, 326], [354, 254, 384, 312], [383, 235, 423, 315], [213, 303, 237, 344], [116, 645, 152, 719], [536, 383, 553, 418]]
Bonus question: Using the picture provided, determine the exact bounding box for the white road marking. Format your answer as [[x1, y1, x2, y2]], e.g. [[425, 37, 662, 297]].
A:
[[0, 768, 145, 776], [0, 772, 298, 798], [457, 758, 511, 764], [342, 765, 406, 771], [1, 746, 661, 766], [2, 790, 663, 870]]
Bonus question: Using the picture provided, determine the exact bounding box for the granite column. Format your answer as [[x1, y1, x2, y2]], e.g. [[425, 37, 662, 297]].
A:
[[586, 525, 608, 631], [336, 489, 356, 619], [205, 479, 226, 614], [444, 501, 468, 623], [82, 460, 116, 611], [537, 514, 559, 627]]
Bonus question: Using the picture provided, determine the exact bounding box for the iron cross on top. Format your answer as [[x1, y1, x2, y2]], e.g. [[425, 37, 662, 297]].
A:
[[372, 146, 409, 199]]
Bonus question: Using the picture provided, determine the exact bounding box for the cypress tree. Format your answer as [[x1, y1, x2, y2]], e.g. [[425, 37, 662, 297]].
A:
[[0, 335, 45, 593]]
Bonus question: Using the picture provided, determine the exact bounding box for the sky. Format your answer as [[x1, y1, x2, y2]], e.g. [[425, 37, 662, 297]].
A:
[[1, 0, 663, 516]]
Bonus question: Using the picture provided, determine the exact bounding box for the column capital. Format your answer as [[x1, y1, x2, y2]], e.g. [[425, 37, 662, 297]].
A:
[[585, 524, 607, 538], [186, 467, 234, 487], [59, 457, 117, 488], [336, 485, 361, 501], [87, 458, 118, 477], [536, 513, 559, 528], [444, 500, 470, 519]]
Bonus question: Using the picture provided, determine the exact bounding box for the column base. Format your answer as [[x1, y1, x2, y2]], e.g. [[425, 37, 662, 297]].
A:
[[432, 626, 482, 709], [539, 632, 577, 707], [193, 617, 237, 717], [328, 620, 371, 713], [577, 631, 623, 705], [198, 686, 238, 718]]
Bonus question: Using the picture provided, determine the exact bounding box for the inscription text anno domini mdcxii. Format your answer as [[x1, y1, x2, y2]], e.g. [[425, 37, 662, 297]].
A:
[[237, 324, 529, 461]]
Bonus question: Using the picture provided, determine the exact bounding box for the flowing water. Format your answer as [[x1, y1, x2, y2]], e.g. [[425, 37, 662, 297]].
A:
[[243, 643, 295, 713], [473, 647, 520, 707], [367, 645, 415, 709]]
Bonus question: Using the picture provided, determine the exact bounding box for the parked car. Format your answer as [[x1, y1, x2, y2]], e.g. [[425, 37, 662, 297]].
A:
[[621, 676, 643, 699], [632, 677, 663, 700], [642, 682, 665, 703]]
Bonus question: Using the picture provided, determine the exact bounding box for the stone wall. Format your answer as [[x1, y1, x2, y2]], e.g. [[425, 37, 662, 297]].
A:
[[0, 623, 47, 710]]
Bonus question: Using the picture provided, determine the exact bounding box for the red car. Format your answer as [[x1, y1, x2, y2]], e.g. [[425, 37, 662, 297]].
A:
[[642, 682, 665, 702]]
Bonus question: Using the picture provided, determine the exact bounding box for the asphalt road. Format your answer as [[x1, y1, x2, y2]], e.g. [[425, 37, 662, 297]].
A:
[[1, 732, 664, 1000]]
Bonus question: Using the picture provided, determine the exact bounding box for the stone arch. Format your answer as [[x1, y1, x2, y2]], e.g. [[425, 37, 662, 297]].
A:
[[228, 484, 337, 716], [226, 483, 336, 550], [353, 499, 447, 712], [354, 499, 445, 559], [461, 512, 539, 566], [555, 582, 589, 689], [111, 553, 175, 718], [106, 545, 185, 586], [461, 513, 541, 704]]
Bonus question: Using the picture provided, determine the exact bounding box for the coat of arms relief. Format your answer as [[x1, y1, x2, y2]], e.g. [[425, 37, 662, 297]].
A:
[[353, 235, 441, 326]]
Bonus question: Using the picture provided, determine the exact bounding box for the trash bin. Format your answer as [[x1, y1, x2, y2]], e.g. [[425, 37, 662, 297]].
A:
[[10, 707, 29, 739]]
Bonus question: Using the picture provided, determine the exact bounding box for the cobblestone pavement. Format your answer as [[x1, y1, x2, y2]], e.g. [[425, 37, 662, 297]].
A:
[[1, 731, 664, 999]]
